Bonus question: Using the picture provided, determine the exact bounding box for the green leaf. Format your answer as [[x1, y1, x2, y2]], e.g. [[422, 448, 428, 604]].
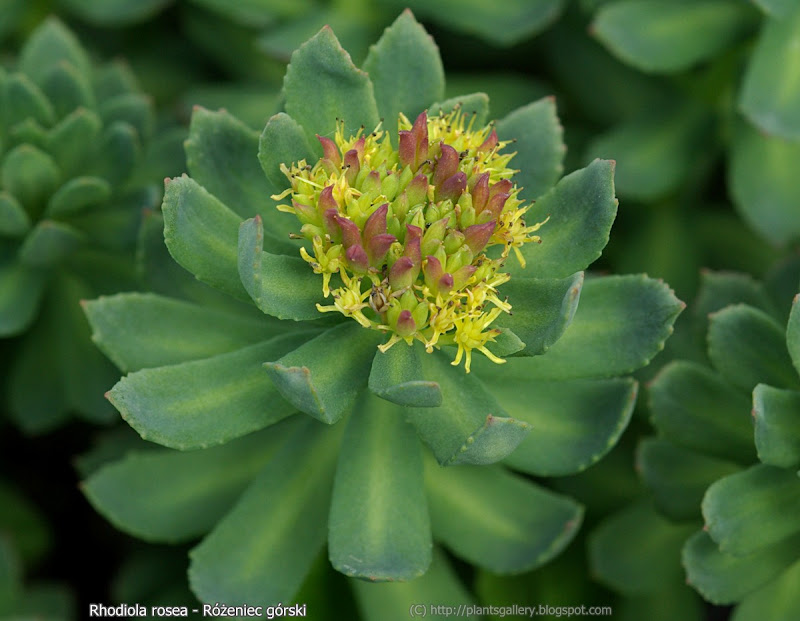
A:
[[0, 483, 50, 567], [708, 304, 799, 393], [60, 0, 172, 25], [406, 350, 530, 466], [591, 1, 755, 73], [638, 438, 741, 521], [84, 292, 296, 373], [46, 108, 101, 176], [729, 120, 800, 246], [4, 73, 55, 128], [40, 61, 95, 120], [264, 322, 380, 424], [695, 270, 777, 323], [258, 112, 314, 189], [493, 272, 583, 356], [733, 558, 800, 621], [1, 144, 60, 218], [752, 0, 796, 17], [510, 159, 618, 279], [18, 17, 91, 84], [753, 384, 800, 468], [703, 465, 800, 556], [18, 220, 85, 267], [425, 459, 583, 573], [329, 392, 430, 581], [0, 192, 30, 236], [189, 416, 343, 608], [108, 335, 310, 450], [786, 293, 800, 373], [362, 10, 444, 130], [430, 93, 489, 127], [44, 176, 111, 218], [99, 93, 153, 141], [683, 530, 800, 605], [237, 215, 325, 320], [490, 377, 636, 477], [649, 361, 756, 463], [479, 275, 682, 380], [283, 26, 380, 144], [83, 424, 290, 543], [162, 175, 250, 301], [368, 340, 441, 407], [496, 97, 565, 201], [88, 120, 139, 185], [589, 500, 697, 595], [351, 548, 479, 621], [740, 6, 800, 139]]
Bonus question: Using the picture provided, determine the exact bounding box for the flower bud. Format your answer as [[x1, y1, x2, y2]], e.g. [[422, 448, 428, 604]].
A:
[[452, 264, 477, 290], [398, 111, 429, 171], [381, 170, 400, 201], [363, 203, 389, 242], [403, 224, 422, 269], [478, 127, 498, 153], [395, 309, 417, 337], [464, 221, 496, 254], [421, 217, 448, 256], [317, 134, 341, 167], [483, 191, 510, 220], [406, 174, 429, 207], [335, 215, 361, 249], [345, 244, 369, 273], [471, 172, 490, 212], [388, 256, 415, 289], [344, 149, 360, 185], [443, 229, 465, 255], [437, 171, 467, 202], [367, 233, 396, 266], [432, 143, 459, 189]]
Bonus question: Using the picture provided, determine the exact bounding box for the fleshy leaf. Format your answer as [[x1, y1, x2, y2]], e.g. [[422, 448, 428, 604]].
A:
[[162, 175, 249, 301], [362, 10, 444, 131], [107, 335, 310, 450], [47, 108, 101, 176], [0, 192, 30, 236], [752, 0, 796, 17], [1, 144, 60, 218], [88, 121, 139, 186], [493, 272, 583, 356], [45, 176, 111, 218], [18, 220, 85, 267], [99, 93, 153, 141], [489, 377, 636, 477], [237, 215, 325, 320], [649, 361, 755, 463], [511, 159, 617, 279], [708, 304, 799, 393], [258, 112, 314, 189], [351, 549, 479, 621], [591, 1, 755, 73], [703, 464, 800, 556], [18, 18, 91, 84], [430, 93, 489, 127], [683, 530, 800, 605], [83, 425, 289, 543], [753, 384, 800, 468], [84, 292, 295, 373], [264, 322, 381, 425], [368, 340, 442, 407], [786, 293, 800, 374], [425, 458, 582, 573], [733, 558, 800, 621], [60, 0, 180, 25], [478, 275, 682, 380], [40, 61, 95, 120], [496, 97, 564, 201], [189, 417, 343, 608], [739, 6, 800, 139], [4, 73, 55, 128], [406, 350, 530, 466], [637, 438, 741, 521], [0, 262, 43, 335], [695, 269, 777, 322], [329, 392, 430, 581], [589, 500, 697, 595], [283, 26, 380, 144]]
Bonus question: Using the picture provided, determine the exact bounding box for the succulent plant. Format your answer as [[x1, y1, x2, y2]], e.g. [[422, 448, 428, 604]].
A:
[[0, 18, 176, 433], [81, 12, 682, 611]]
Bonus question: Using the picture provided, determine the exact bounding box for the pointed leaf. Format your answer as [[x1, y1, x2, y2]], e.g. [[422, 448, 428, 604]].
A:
[[18, 17, 91, 84], [237, 215, 325, 320], [649, 361, 755, 463], [703, 464, 800, 556], [683, 530, 800, 605], [638, 438, 741, 521], [162, 175, 249, 301], [368, 340, 442, 407], [493, 272, 583, 356], [329, 393, 430, 581], [4, 73, 55, 128], [430, 93, 489, 126], [0, 192, 30, 236], [108, 335, 310, 450], [496, 97, 565, 201], [18, 220, 85, 267], [83, 425, 290, 543], [406, 350, 530, 466], [264, 322, 380, 424], [753, 384, 800, 468], [733, 558, 800, 621], [786, 293, 800, 374], [47, 108, 101, 176], [589, 500, 697, 595], [752, 0, 796, 17], [45, 176, 111, 218], [88, 120, 139, 185], [490, 377, 637, 477], [740, 6, 800, 139], [363, 11, 444, 129], [258, 112, 314, 189], [695, 270, 777, 323], [592, 1, 755, 73], [511, 159, 617, 279], [284, 26, 379, 143], [425, 459, 582, 573], [1, 144, 60, 217], [99, 93, 153, 141], [84, 292, 297, 373], [708, 304, 799, 393], [189, 417, 343, 608], [40, 61, 95, 119]]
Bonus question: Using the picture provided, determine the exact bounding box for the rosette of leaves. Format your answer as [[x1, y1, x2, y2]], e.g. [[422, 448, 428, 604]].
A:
[[0, 18, 164, 432], [81, 12, 682, 613], [629, 262, 800, 621]]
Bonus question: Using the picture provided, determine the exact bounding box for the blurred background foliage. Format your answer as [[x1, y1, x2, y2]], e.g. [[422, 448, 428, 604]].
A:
[[2, 0, 798, 619]]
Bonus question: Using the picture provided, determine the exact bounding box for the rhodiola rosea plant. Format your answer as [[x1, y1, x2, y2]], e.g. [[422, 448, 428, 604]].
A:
[[81, 12, 682, 613]]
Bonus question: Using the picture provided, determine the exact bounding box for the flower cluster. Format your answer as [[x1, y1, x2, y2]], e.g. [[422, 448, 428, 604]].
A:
[[273, 107, 546, 371]]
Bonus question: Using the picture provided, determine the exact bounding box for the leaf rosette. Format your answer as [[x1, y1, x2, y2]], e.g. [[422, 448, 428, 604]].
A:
[[82, 12, 683, 610]]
